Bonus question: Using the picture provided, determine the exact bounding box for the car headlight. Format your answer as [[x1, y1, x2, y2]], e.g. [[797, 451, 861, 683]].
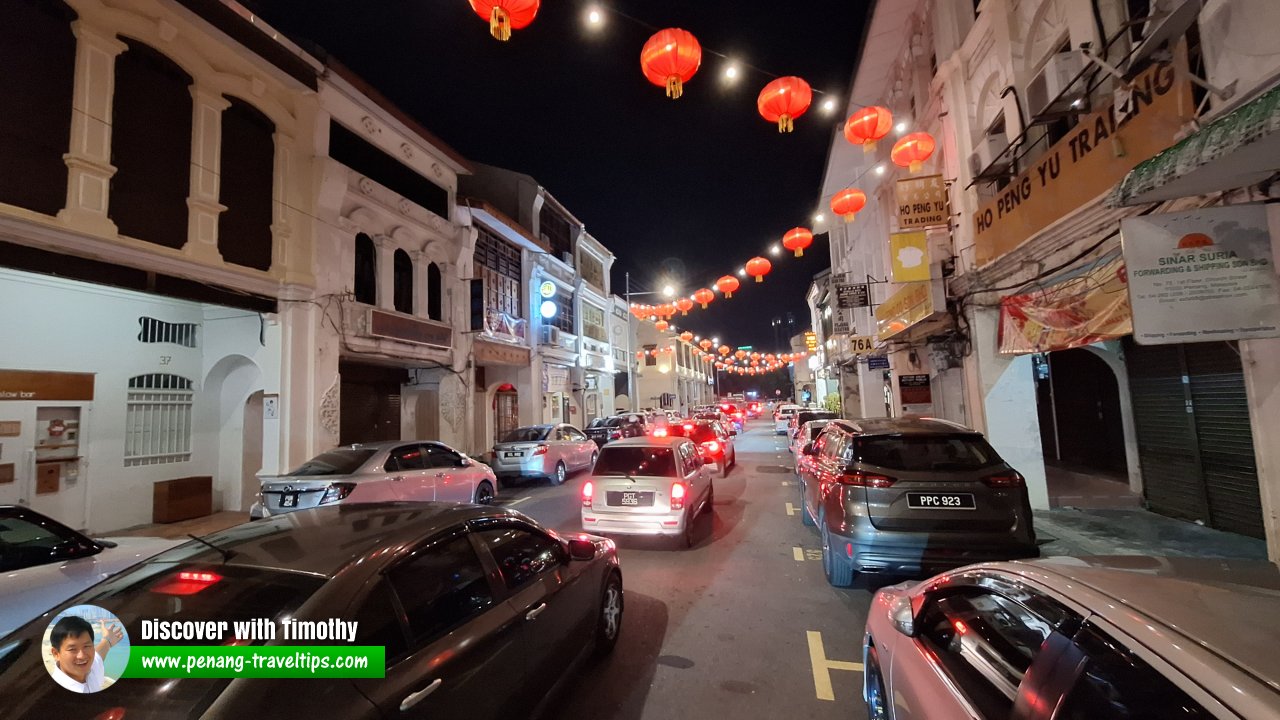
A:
[[320, 482, 356, 505]]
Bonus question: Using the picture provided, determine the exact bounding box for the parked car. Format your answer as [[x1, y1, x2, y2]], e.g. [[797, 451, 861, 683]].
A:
[[790, 418, 836, 468], [580, 436, 715, 548], [0, 505, 182, 638], [585, 415, 646, 446], [253, 441, 497, 519], [789, 409, 839, 441], [0, 503, 623, 718], [863, 556, 1280, 720], [774, 404, 801, 434], [668, 419, 736, 477], [491, 424, 597, 486], [797, 417, 1038, 586]]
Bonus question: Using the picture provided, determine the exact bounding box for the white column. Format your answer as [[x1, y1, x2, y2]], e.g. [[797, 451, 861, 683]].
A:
[[271, 132, 297, 278], [1241, 338, 1280, 562], [373, 235, 395, 311], [58, 22, 126, 236], [185, 85, 230, 262], [412, 250, 431, 318]]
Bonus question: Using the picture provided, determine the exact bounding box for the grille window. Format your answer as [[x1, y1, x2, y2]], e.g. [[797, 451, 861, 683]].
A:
[[137, 317, 198, 347], [475, 225, 522, 320], [125, 374, 194, 466]]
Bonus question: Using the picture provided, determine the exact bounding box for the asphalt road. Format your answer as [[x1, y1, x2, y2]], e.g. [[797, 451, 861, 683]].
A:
[[492, 419, 888, 720]]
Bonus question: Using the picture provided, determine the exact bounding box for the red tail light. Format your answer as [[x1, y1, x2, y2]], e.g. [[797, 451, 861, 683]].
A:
[[982, 471, 1025, 488], [683, 423, 694, 431], [838, 471, 897, 488], [153, 570, 223, 595], [581, 481, 594, 507], [702, 440, 720, 454], [533, 444, 549, 455], [733, 412, 743, 419], [952, 619, 969, 635], [609, 431, 621, 440], [670, 482, 686, 510]]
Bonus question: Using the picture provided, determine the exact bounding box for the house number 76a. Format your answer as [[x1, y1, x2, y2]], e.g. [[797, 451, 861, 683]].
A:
[[159, 356, 172, 365]]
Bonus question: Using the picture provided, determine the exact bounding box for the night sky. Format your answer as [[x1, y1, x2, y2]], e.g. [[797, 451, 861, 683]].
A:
[[244, 0, 868, 350]]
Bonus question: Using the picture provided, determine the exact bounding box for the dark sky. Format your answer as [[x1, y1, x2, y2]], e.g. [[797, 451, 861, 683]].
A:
[[244, 0, 868, 349]]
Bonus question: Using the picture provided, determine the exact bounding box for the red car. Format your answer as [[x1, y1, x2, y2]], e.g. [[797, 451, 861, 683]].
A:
[[668, 420, 737, 477]]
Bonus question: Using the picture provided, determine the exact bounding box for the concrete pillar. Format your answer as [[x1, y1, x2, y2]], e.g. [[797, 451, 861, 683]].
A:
[[1241, 338, 1280, 563], [59, 22, 126, 236], [373, 235, 395, 311], [412, 250, 431, 318], [185, 85, 230, 262]]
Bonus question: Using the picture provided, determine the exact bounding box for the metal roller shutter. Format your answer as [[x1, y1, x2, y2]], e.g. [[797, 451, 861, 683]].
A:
[[1184, 343, 1265, 538], [1124, 341, 1206, 522], [339, 362, 405, 445]]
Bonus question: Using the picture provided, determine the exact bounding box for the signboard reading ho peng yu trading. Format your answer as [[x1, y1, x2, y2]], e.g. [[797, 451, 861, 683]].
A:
[[895, 175, 950, 230], [972, 55, 1193, 266]]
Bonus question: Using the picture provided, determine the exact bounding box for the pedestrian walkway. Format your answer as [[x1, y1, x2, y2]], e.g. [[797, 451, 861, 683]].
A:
[[108, 511, 248, 539], [1035, 507, 1268, 560], [1045, 464, 1142, 509]]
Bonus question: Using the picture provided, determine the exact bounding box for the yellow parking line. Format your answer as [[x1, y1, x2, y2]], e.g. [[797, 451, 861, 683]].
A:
[[785, 502, 798, 516], [806, 630, 864, 702], [793, 547, 804, 561]]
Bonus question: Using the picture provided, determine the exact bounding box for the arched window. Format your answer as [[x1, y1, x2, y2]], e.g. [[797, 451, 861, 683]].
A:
[[0, 0, 76, 216], [393, 249, 414, 314], [354, 233, 377, 305], [427, 262, 443, 321], [218, 97, 275, 270], [111, 39, 192, 249]]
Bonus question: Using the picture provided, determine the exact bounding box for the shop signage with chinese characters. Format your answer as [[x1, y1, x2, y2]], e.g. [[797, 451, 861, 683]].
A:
[[1122, 204, 1280, 344], [899, 374, 932, 404], [836, 283, 869, 309], [804, 331, 818, 351], [895, 175, 950, 229], [874, 279, 946, 341], [973, 58, 1193, 266]]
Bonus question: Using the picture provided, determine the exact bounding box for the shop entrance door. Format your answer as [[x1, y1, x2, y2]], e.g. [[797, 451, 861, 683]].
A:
[[496, 391, 518, 442], [0, 404, 89, 528]]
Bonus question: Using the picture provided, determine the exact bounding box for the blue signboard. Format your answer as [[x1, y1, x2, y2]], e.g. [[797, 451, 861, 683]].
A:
[[867, 355, 890, 370]]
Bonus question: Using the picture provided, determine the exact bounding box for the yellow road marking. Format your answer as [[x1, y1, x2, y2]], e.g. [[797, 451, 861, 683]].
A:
[[785, 502, 797, 516], [793, 547, 805, 561], [806, 630, 864, 701]]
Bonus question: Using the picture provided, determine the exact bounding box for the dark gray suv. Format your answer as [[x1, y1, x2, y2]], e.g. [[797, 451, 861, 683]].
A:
[[796, 417, 1038, 586]]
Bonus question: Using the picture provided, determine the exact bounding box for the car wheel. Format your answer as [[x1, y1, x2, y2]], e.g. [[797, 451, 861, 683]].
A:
[[865, 643, 889, 720], [594, 572, 623, 656], [720, 459, 729, 478], [729, 449, 736, 468], [552, 461, 567, 486], [820, 511, 854, 587], [682, 509, 696, 548], [473, 481, 495, 506]]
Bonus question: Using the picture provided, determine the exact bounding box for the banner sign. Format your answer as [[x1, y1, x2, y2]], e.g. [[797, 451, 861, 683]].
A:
[[890, 231, 931, 283], [832, 308, 852, 335], [836, 283, 869, 309], [1122, 204, 1280, 344], [867, 355, 890, 370], [898, 374, 932, 404], [973, 57, 1193, 266], [895, 175, 950, 229], [998, 252, 1132, 354], [875, 279, 945, 341]]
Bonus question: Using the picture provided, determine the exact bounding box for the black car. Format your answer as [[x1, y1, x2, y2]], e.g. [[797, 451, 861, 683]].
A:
[[585, 415, 647, 446], [0, 503, 623, 719]]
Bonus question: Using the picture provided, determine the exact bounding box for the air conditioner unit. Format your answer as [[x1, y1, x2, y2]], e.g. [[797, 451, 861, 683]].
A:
[[968, 133, 1012, 181], [1026, 51, 1086, 118], [540, 325, 561, 346]]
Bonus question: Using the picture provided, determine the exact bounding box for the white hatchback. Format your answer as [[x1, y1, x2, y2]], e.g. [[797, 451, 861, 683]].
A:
[[581, 437, 715, 548], [774, 404, 801, 435]]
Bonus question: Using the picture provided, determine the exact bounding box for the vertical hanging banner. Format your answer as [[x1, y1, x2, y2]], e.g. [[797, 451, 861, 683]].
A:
[[889, 231, 931, 283], [895, 174, 950, 229]]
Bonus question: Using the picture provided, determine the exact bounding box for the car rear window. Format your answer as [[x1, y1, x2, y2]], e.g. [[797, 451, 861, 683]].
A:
[[287, 448, 375, 476], [587, 418, 610, 429], [594, 447, 676, 477], [853, 435, 1001, 472], [0, 562, 324, 719], [503, 426, 550, 442]]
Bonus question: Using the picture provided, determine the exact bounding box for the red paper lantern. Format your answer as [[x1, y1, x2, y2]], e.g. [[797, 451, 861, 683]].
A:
[[640, 28, 702, 100], [675, 298, 694, 316], [693, 287, 715, 310], [655, 320, 669, 332], [716, 275, 740, 298], [782, 227, 814, 258], [844, 106, 893, 151], [734, 350, 747, 360], [699, 339, 713, 351], [891, 132, 936, 174], [750, 352, 761, 361], [831, 188, 867, 222], [468, 0, 540, 42], [757, 76, 812, 133], [718, 345, 731, 357], [658, 303, 675, 318], [679, 331, 694, 343], [745, 256, 772, 283]]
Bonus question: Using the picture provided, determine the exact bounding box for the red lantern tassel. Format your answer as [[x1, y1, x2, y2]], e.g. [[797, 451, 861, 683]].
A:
[[778, 114, 793, 133], [755, 275, 763, 283], [793, 248, 804, 257], [666, 76, 683, 100], [490, 7, 511, 41], [724, 291, 733, 299]]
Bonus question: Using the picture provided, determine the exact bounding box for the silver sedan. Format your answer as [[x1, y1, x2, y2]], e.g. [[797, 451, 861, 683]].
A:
[[251, 440, 497, 518], [490, 424, 598, 486]]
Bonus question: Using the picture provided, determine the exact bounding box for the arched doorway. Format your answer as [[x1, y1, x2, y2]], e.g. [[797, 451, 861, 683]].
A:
[[1033, 348, 1135, 507]]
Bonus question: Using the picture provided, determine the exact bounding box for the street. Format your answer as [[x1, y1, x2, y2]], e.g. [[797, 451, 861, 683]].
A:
[[494, 419, 877, 720]]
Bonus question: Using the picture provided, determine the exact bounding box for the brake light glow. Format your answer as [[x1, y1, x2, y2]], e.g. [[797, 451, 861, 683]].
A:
[[838, 471, 897, 488], [581, 481, 594, 507], [152, 570, 223, 595], [702, 441, 720, 454], [319, 482, 356, 505], [670, 482, 686, 510], [733, 412, 743, 419], [683, 423, 694, 431], [982, 471, 1025, 488], [533, 444, 550, 455], [952, 619, 968, 635], [609, 431, 622, 440], [652, 427, 669, 437]]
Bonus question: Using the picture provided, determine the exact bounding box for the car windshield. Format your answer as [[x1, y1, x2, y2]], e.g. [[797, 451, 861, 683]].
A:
[[286, 448, 376, 476], [502, 426, 550, 443], [0, 513, 97, 571], [594, 447, 677, 477], [854, 435, 1002, 472]]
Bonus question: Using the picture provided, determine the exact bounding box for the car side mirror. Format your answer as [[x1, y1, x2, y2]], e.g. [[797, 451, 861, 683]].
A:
[[803, 442, 817, 456], [457, 455, 472, 467], [567, 538, 597, 561]]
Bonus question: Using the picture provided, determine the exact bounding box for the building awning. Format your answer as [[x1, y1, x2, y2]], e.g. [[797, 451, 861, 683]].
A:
[[1113, 83, 1280, 206]]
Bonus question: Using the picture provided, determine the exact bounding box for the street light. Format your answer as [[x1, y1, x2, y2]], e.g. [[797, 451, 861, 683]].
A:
[[662, 284, 676, 298]]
